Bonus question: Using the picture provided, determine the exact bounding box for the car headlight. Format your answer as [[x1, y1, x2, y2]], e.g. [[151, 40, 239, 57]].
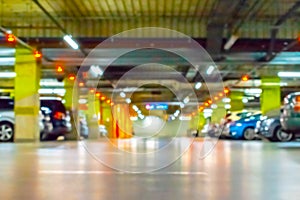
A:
[[236, 123, 243, 127]]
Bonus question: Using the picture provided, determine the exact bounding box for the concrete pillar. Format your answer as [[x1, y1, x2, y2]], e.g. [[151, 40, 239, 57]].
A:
[[87, 91, 100, 139], [14, 47, 40, 142], [260, 77, 281, 114], [64, 78, 78, 140], [229, 91, 244, 111], [102, 103, 113, 137]]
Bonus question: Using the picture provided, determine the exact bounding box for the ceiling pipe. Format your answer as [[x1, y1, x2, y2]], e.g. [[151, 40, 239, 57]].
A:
[[32, 0, 87, 56]]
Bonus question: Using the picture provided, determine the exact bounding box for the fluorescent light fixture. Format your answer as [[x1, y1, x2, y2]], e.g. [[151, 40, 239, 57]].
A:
[[194, 82, 202, 90], [211, 104, 218, 109], [222, 98, 231, 103], [90, 65, 103, 76], [132, 105, 138, 111], [242, 98, 248, 103], [245, 88, 262, 95], [224, 104, 231, 109], [40, 79, 64, 87], [125, 98, 131, 104], [183, 96, 190, 104], [0, 72, 16, 78], [278, 72, 300, 78], [120, 92, 126, 98], [224, 35, 239, 50], [203, 109, 213, 114], [38, 88, 66, 95], [130, 116, 138, 121], [206, 65, 215, 75], [63, 35, 79, 50]]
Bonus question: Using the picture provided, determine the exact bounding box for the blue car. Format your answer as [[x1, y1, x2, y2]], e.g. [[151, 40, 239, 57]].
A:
[[225, 113, 262, 140]]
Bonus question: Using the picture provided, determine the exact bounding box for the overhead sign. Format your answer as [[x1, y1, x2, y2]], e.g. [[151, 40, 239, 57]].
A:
[[145, 103, 168, 110]]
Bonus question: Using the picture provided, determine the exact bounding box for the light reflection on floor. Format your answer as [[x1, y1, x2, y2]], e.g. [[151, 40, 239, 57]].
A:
[[0, 138, 300, 199]]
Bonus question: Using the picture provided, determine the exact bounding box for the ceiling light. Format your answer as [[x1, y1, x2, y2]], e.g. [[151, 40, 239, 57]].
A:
[[224, 35, 239, 50], [0, 72, 16, 78], [211, 104, 218, 109], [125, 98, 131, 104], [222, 98, 231, 103], [194, 82, 202, 90], [90, 65, 103, 76], [63, 35, 79, 50], [183, 96, 190, 104], [132, 105, 138, 111], [120, 92, 126, 98], [244, 88, 262, 95], [224, 104, 231, 109], [278, 72, 300, 78], [40, 79, 64, 87], [242, 98, 248, 103], [206, 65, 215, 75]]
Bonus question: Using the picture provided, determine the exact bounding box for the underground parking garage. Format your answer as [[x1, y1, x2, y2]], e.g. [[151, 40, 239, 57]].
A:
[[1, 0, 300, 199]]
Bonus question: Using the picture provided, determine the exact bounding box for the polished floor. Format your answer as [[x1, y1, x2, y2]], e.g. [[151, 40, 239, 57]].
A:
[[1, 138, 300, 200]]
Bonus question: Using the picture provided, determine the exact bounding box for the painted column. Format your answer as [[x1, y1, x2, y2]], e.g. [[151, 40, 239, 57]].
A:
[[260, 77, 281, 114], [64, 77, 78, 140], [87, 91, 100, 139], [229, 91, 244, 111], [14, 47, 40, 142]]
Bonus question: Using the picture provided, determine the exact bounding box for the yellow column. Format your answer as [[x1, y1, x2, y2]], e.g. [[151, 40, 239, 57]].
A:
[[230, 91, 244, 111], [87, 91, 100, 139], [64, 77, 78, 140], [260, 77, 281, 114], [14, 47, 40, 142], [102, 103, 113, 137]]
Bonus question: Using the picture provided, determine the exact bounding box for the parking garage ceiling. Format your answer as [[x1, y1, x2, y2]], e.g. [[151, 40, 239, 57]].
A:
[[1, 0, 300, 103]]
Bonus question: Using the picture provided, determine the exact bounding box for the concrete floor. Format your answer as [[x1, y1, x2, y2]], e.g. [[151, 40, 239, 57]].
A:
[[0, 138, 300, 200]]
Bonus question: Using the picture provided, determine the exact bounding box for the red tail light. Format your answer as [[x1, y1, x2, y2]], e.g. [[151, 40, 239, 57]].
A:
[[294, 105, 300, 112], [53, 111, 65, 120]]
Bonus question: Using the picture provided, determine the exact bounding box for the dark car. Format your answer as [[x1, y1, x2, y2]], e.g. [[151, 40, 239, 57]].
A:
[[280, 92, 300, 138], [0, 97, 71, 141], [40, 97, 72, 140], [255, 109, 293, 142]]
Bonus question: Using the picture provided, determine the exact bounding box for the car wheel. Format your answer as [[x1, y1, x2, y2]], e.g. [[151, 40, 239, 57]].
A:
[[273, 126, 293, 142], [0, 122, 14, 142], [243, 128, 255, 140]]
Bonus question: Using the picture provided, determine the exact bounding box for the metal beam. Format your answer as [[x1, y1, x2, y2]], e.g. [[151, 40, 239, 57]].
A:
[[264, 1, 300, 61]]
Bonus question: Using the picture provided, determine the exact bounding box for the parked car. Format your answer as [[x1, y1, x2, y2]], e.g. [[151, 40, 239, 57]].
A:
[[224, 113, 262, 140], [217, 110, 260, 138], [255, 109, 293, 142], [0, 110, 44, 142], [0, 97, 71, 142], [40, 97, 72, 140], [280, 92, 300, 137]]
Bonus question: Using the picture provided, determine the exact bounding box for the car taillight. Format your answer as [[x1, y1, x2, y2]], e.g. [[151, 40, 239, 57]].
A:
[[294, 105, 300, 112], [53, 111, 65, 120]]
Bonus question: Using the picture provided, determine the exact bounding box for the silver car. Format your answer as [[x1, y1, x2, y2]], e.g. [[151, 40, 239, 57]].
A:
[[0, 110, 45, 142]]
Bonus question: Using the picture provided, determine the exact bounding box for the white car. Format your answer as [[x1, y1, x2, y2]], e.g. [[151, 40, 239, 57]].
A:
[[0, 110, 44, 142]]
